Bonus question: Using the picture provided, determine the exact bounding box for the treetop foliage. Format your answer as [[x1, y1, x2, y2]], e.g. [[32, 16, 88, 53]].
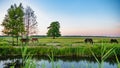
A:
[[47, 21, 61, 39]]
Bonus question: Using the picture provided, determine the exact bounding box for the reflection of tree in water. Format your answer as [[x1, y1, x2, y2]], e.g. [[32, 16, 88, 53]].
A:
[[35, 56, 118, 65], [1, 55, 119, 67], [3, 60, 22, 68]]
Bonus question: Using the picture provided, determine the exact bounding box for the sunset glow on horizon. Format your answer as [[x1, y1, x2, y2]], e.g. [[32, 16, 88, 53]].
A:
[[0, 0, 120, 36]]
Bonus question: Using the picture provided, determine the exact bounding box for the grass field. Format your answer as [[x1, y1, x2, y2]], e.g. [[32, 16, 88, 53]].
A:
[[0, 36, 120, 47], [38, 37, 120, 45], [0, 36, 120, 57]]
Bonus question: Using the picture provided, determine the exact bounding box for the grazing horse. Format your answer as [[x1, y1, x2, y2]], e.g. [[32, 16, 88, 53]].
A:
[[84, 38, 93, 44], [20, 38, 29, 43], [31, 38, 38, 42], [110, 39, 118, 44]]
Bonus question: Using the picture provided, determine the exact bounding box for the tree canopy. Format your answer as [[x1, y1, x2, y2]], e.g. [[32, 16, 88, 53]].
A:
[[47, 21, 61, 39], [24, 6, 38, 38], [1, 3, 25, 45]]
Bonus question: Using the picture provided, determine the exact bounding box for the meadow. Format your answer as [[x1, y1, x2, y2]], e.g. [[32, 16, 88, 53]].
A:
[[0, 36, 120, 57]]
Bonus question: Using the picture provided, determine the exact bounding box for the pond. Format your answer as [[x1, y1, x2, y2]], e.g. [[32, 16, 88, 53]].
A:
[[0, 56, 117, 68]]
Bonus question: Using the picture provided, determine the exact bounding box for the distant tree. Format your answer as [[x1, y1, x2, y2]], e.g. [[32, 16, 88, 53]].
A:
[[1, 3, 25, 45], [24, 6, 38, 39], [47, 21, 61, 39]]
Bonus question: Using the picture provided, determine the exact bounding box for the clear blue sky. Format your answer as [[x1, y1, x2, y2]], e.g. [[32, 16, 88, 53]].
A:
[[0, 0, 120, 36]]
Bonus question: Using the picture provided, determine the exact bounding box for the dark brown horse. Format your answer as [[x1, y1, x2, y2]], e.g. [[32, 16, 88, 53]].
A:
[[84, 38, 93, 44], [31, 38, 38, 42], [20, 38, 29, 43], [110, 39, 118, 44]]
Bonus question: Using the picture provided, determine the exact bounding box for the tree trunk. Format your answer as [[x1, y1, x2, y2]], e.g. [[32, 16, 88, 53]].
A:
[[12, 35, 14, 46], [53, 36, 55, 39], [16, 36, 18, 46], [26, 13, 30, 40]]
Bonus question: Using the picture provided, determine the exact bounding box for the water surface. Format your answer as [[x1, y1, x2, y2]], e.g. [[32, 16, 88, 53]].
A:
[[0, 56, 117, 68]]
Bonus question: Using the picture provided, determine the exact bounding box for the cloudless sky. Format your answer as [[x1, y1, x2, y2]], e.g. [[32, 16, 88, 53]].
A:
[[0, 0, 120, 36]]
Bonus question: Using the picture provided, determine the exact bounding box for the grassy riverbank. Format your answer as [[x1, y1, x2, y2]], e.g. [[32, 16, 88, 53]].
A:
[[0, 37, 120, 68], [0, 43, 120, 58]]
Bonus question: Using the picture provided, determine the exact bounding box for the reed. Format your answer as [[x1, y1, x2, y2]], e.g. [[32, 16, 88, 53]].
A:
[[114, 51, 120, 68], [48, 49, 55, 68], [21, 44, 37, 68], [89, 43, 115, 68]]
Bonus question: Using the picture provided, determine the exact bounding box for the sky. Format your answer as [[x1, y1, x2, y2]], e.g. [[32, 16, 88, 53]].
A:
[[0, 0, 120, 36]]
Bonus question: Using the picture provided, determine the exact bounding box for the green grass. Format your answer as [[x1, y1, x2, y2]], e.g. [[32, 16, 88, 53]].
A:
[[21, 45, 36, 68], [89, 43, 116, 68], [38, 37, 120, 44], [0, 43, 120, 58], [0, 36, 120, 57], [0, 36, 120, 46]]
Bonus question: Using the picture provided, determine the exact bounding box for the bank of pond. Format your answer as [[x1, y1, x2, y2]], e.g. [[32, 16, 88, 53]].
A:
[[0, 37, 120, 67], [0, 44, 120, 58], [0, 42, 120, 68]]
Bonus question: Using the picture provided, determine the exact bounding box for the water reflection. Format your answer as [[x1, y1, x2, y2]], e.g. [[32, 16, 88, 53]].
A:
[[35, 56, 117, 65], [0, 56, 118, 68], [3, 59, 22, 68]]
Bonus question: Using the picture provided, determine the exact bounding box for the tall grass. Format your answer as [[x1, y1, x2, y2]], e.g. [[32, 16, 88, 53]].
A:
[[0, 43, 119, 57], [48, 51, 55, 68], [21, 44, 37, 68], [1, 44, 120, 68], [21, 43, 120, 68], [114, 51, 120, 68], [89, 43, 116, 68]]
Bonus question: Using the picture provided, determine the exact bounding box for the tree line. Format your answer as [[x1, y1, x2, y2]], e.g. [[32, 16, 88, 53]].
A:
[[1, 3, 61, 45]]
